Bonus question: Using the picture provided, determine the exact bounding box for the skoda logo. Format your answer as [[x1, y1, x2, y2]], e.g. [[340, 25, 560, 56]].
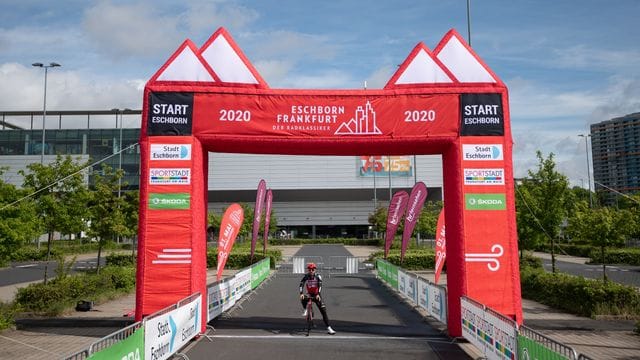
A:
[[468, 198, 477, 205]]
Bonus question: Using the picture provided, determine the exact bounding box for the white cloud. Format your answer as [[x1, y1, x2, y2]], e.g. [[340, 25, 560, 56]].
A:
[[366, 65, 395, 89], [81, 1, 183, 59], [253, 59, 293, 87], [251, 30, 338, 62], [0, 63, 143, 113], [184, 1, 259, 36]]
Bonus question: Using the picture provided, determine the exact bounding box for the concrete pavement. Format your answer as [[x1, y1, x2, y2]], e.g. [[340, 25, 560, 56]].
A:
[[0, 246, 638, 359]]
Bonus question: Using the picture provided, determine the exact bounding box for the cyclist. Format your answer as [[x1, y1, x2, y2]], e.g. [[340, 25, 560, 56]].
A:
[[299, 262, 336, 335]]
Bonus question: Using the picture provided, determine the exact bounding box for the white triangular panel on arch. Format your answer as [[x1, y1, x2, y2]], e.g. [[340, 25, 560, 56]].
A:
[[201, 35, 259, 84], [156, 46, 214, 82], [395, 49, 453, 85], [436, 36, 496, 83]]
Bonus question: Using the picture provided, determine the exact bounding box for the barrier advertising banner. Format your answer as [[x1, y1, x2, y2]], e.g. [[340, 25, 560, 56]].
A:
[[384, 191, 409, 258], [217, 203, 244, 281], [251, 180, 266, 260], [263, 188, 273, 255], [401, 182, 428, 262], [434, 208, 446, 284], [251, 258, 270, 289], [144, 294, 201, 360], [88, 327, 144, 360]]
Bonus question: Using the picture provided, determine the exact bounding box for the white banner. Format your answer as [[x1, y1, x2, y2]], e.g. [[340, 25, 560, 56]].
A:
[[417, 278, 429, 311], [234, 268, 252, 298], [426, 283, 447, 324], [460, 296, 516, 360], [145, 294, 202, 360], [485, 310, 518, 360], [461, 297, 486, 356], [207, 280, 234, 321]]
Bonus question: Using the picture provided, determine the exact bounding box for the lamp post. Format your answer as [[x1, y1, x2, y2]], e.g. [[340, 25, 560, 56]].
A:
[[111, 108, 131, 199], [32, 62, 61, 164], [579, 134, 593, 207]]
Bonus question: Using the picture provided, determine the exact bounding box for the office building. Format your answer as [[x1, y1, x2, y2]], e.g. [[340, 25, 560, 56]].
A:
[[0, 110, 443, 238], [590, 112, 640, 203]]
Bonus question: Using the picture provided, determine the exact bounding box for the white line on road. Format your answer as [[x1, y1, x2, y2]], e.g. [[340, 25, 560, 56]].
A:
[[208, 334, 450, 341], [15, 264, 37, 268]]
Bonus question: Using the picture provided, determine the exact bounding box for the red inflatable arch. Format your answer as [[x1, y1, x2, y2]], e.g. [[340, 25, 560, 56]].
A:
[[135, 27, 523, 337]]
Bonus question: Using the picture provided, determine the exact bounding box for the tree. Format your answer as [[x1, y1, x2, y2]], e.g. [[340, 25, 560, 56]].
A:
[[515, 151, 572, 272], [20, 155, 90, 283], [567, 206, 633, 281], [0, 168, 40, 264], [368, 206, 387, 234], [86, 164, 127, 273], [415, 201, 443, 239]]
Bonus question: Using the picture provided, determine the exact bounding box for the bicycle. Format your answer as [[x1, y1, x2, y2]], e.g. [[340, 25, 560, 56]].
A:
[[302, 294, 315, 336]]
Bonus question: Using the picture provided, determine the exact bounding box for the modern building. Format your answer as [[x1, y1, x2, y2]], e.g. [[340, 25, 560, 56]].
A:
[[0, 110, 443, 238], [590, 112, 640, 204]]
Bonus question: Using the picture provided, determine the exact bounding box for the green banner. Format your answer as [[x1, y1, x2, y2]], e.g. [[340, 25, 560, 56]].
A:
[[464, 193, 506, 210], [518, 335, 570, 360], [388, 262, 398, 289], [251, 258, 270, 289], [88, 326, 144, 360], [148, 192, 191, 210], [376, 259, 399, 289]]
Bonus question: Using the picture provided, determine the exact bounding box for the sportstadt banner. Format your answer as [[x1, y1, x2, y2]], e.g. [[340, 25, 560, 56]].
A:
[[135, 26, 522, 336]]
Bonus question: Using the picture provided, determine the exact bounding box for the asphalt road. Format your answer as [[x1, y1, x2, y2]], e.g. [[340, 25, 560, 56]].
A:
[[541, 258, 640, 287], [185, 245, 471, 360], [0, 257, 102, 286]]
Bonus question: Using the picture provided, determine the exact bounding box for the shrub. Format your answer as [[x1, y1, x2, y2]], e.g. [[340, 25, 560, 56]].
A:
[[14, 265, 136, 316], [106, 253, 136, 267], [0, 301, 16, 330], [520, 266, 640, 317], [207, 249, 281, 269]]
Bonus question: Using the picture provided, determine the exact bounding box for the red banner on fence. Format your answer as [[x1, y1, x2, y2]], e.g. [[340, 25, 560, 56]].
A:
[[384, 191, 409, 259], [434, 208, 446, 284], [401, 182, 428, 262], [217, 203, 244, 281]]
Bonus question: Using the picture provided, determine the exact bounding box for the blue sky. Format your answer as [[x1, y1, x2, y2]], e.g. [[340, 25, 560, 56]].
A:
[[1, 0, 639, 187]]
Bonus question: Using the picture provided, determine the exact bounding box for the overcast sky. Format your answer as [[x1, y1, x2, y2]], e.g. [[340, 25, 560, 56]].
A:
[[1, 0, 639, 188]]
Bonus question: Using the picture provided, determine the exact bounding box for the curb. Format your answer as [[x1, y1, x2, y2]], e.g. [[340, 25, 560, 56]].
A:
[[15, 317, 134, 329]]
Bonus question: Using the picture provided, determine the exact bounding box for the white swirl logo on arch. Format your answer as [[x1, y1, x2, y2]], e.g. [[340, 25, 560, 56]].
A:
[[465, 244, 504, 271]]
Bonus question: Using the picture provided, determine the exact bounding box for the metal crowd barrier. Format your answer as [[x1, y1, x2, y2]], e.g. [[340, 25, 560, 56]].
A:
[[63, 349, 89, 360], [577, 354, 596, 360], [88, 321, 143, 355], [519, 325, 579, 360], [290, 256, 369, 275]]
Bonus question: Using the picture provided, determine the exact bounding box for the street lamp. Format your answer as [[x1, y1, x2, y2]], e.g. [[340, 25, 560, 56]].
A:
[[111, 108, 131, 198], [579, 134, 593, 207], [32, 62, 61, 164]]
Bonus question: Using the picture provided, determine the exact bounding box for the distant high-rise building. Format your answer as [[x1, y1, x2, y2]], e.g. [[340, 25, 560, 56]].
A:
[[590, 112, 640, 204]]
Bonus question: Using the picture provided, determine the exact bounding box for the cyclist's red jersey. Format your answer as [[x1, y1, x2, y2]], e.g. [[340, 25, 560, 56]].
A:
[[299, 273, 323, 296]]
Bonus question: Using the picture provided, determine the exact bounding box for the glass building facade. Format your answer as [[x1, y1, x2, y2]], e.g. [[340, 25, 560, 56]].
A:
[[0, 110, 141, 190]]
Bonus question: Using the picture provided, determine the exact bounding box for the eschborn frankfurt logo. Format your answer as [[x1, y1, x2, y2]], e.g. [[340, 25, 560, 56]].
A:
[[335, 102, 382, 135]]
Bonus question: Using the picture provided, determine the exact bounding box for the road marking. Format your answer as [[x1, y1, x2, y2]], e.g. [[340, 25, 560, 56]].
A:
[[15, 264, 37, 268], [208, 334, 450, 341]]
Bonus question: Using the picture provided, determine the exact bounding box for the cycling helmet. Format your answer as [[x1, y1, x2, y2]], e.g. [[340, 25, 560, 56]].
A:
[[306, 263, 317, 270]]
